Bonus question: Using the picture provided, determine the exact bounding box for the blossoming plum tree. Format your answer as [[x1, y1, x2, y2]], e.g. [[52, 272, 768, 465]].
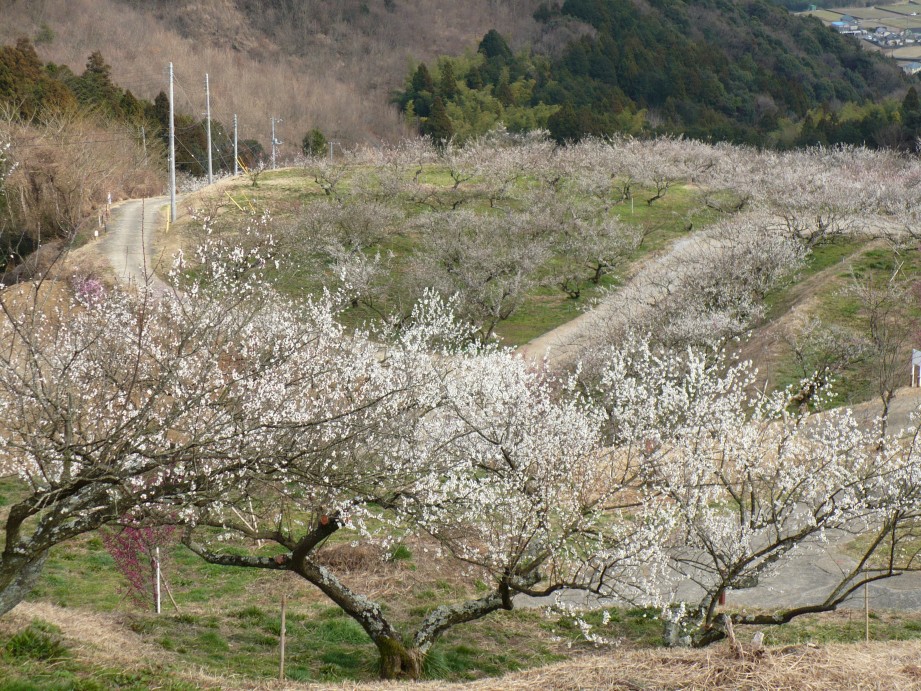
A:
[[182, 338, 666, 679], [0, 234, 393, 617], [596, 340, 921, 646]]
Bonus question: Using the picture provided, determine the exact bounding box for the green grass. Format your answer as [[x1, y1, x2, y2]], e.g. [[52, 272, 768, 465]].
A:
[[0, 618, 196, 690], [12, 529, 921, 688], [762, 235, 866, 321], [6, 531, 572, 685], [194, 166, 718, 347], [758, 235, 921, 406], [737, 610, 921, 647]]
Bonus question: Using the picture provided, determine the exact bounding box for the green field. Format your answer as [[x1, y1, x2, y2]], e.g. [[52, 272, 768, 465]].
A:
[[806, 9, 845, 21]]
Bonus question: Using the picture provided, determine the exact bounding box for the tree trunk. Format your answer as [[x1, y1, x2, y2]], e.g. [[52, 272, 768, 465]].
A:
[[188, 521, 427, 680], [0, 552, 48, 618], [662, 605, 727, 648], [376, 636, 423, 680], [294, 557, 425, 679]]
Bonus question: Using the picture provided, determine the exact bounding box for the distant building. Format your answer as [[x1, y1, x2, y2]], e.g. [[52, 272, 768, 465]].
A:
[[831, 18, 860, 34]]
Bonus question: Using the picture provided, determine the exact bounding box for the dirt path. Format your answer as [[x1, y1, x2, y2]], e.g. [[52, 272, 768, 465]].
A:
[[99, 196, 172, 292], [516, 232, 713, 365]]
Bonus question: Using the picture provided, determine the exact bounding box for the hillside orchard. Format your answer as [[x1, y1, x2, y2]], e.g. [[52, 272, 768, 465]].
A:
[[4, 133, 921, 680]]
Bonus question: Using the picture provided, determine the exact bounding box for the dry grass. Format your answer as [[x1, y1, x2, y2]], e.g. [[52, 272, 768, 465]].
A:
[[6, 599, 921, 690], [0, 601, 169, 670], [0, 601, 231, 688], [307, 640, 921, 690]]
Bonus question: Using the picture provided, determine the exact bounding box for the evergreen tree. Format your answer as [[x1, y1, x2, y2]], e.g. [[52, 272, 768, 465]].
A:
[[411, 63, 435, 94], [74, 51, 118, 112], [466, 67, 484, 90], [901, 86, 921, 140], [478, 29, 513, 63], [0, 38, 73, 118], [423, 96, 453, 145], [302, 128, 327, 158], [547, 103, 581, 143], [119, 89, 143, 121], [439, 61, 458, 100], [410, 63, 434, 117], [239, 139, 265, 169], [153, 91, 170, 135], [84, 51, 112, 80], [496, 71, 515, 107]]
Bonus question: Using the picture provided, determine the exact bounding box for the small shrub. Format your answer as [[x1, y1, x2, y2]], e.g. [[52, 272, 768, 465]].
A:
[[302, 128, 328, 158], [3, 621, 68, 661], [34, 24, 55, 44], [389, 544, 412, 561]]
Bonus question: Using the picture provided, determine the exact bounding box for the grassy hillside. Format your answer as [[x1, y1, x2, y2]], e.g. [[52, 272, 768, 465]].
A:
[[5, 529, 921, 688], [159, 136, 921, 410], [3, 133, 921, 689]]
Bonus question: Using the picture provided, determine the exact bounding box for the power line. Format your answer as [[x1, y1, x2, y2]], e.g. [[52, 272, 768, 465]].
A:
[[10, 136, 144, 148]]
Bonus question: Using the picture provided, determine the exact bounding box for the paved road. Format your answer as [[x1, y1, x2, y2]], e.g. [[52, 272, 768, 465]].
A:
[[100, 196, 171, 292], [519, 529, 921, 614]]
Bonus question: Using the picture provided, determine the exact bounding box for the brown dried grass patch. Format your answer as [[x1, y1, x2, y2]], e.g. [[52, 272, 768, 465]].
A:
[[7, 597, 921, 689], [305, 640, 921, 690], [316, 543, 386, 574], [0, 601, 164, 669]]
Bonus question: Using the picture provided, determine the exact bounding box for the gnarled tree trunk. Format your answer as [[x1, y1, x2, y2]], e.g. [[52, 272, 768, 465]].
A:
[[0, 552, 48, 617], [376, 636, 423, 680]]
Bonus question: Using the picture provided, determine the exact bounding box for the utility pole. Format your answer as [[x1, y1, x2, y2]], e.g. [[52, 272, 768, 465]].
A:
[[205, 73, 213, 185], [233, 114, 239, 176], [271, 117, 278, 170], [168, 62, 176, 223]]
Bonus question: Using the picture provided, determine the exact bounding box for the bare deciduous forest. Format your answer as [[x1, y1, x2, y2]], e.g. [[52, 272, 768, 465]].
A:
[[0, 0, 542, 147]]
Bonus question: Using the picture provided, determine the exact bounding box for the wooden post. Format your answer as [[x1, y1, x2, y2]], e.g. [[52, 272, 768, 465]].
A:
[[154, 547, 161, 615], [279, 593, 287, 681], [162, 575, 181, 613], [865, 567, 870, 643]]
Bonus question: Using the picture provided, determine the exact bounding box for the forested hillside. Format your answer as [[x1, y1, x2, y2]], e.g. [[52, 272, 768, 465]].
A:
[[398, 0, 913, 146], [3, 0, 915, 148], [0, 37, 265, 274], [0, 0, 541, 147]]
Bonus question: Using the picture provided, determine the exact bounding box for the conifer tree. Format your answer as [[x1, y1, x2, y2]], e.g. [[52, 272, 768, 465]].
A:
[[423, 95, 453, 145], [901, 86, 921, 140], [439, 61, 458, 101]]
